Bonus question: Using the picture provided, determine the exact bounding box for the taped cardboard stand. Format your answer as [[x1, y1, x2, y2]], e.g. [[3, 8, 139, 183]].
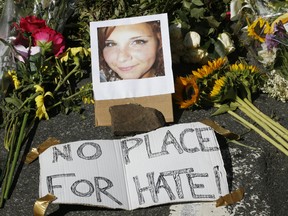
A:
[[94, 94, 174, 126]]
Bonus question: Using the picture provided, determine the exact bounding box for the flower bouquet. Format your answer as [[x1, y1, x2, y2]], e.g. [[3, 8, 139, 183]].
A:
[[174, 57, 288, 155], [0, 1, 93, 207], [245, 13, 288, 102], [229, 0, 288, 102]]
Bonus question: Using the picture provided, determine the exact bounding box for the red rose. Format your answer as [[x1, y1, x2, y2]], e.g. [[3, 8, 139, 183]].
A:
[[32, 27, 65, 56], [20, 16, 47, 33]]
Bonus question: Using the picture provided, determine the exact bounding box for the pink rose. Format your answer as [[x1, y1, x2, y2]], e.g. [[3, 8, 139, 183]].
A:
[[32, 27, 65, 56], [19, 16, 47, 33]]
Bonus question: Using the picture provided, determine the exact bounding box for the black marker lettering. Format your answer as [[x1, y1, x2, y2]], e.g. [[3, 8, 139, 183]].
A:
[[52, 144, 73, 162]]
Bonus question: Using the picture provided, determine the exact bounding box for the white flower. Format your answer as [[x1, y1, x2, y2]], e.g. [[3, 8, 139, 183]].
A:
[[230, 0, 244, 21], [257, 43, 277, 67], [182, 48, 208, 64], [14, 45, 41, 62], [261, 70, 288, 102], [217, 32, 235, 54], [183, 31, 201, 49]]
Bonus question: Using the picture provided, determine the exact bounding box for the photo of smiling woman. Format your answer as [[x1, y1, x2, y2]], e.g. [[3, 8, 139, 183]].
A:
[[98, 21, 164, 82]]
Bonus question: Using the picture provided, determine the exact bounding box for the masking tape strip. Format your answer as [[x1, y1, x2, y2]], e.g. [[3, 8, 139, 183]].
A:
[[216, 187, 245, 207], [33, 193, 57, 216], [25, 137, 60, 164], [201, 118, 240, 140]]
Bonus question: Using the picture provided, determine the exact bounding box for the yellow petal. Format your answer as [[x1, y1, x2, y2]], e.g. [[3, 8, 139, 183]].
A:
[[44, 91, 54, 98], [60, 51, 69, 63], [34, 85, 44, 93], [70, 47, 83, 56]]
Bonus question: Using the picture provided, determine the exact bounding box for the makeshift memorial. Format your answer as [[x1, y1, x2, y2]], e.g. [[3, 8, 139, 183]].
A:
[[0, 0, 93, 208], [174, 57, 288, 155]]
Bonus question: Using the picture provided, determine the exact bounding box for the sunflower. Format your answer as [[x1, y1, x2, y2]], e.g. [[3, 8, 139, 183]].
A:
[[210, 76, 226, 98], [173, 75, 200, 109], [192, 57, 227, 79], [229, 63, 258, 74], [247, 17, 271, 43]]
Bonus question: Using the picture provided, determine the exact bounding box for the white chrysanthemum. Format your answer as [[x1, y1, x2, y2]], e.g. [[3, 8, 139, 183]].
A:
[[261, 70, 288, 102], [258, 43, 277, 67]]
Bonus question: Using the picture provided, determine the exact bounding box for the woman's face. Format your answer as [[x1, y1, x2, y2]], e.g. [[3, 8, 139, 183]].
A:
[[103, 23, 159, 79]]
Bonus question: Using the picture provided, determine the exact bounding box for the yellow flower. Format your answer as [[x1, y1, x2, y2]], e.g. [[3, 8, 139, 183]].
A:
[[8, 70, 21, 89], [173, 75, 199, 109], [230, 63, 245, 71], [60, 49, 69, 62], [34, 84, 44, 93], [60, 47, 91, 63], [230, 63, 258, 73], [35, 95, 49, 120], [82, 97, 95, 104], [247, 17, 271, 43], [192, 57, 227, 79], [210, 76, 226, 98], [34, 85, 53, 120]]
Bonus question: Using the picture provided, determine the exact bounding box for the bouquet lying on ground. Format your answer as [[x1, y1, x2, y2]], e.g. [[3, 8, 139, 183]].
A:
[[229, 0, 288, 102], [244, 13, 288, 102], [174, 57, 288, 156], [0, 14, 93, 207]]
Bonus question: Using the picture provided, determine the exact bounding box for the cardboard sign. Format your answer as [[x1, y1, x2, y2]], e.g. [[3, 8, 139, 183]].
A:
[[90, 13, 174, 126], [39, 122, 229, 210]]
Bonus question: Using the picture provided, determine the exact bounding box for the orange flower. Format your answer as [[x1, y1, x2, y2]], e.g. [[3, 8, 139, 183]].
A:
[[173, 75, 199, 109]]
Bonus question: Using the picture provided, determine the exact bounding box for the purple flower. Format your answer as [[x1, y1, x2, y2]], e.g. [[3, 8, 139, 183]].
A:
[[265, 34, 279, 50], [273, 21, 287, 38]]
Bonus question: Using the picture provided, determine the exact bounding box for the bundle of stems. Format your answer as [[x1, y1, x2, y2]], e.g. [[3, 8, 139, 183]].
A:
[[216, 96, 288, 155]]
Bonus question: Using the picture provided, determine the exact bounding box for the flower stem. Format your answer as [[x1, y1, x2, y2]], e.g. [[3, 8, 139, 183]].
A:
[[237, 103, 288, 150], [3, 111, 30, 200], [236, 97, 288, 143], [243, 97, 288, 138], [215, 105, 288, 156], [54, 64, 79, 92]]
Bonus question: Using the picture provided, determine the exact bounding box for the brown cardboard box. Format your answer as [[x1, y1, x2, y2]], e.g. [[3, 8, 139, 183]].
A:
[[95, 94, 174, 126]]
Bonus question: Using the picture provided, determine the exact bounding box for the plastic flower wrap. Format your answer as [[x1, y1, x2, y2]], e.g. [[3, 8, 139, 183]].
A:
[[14, 0, 76, 33], [0, 13, 92, 207], [174, 57, 288, 156]]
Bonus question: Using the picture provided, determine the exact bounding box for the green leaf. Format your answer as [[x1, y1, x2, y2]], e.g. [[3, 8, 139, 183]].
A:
[[5, 97, 23, 108], [192, 0, 204, 6], [183, 0, 192, 9], [206, 16, 221, 28], [229, 102, 239, 111], [211, 104, 231, 116], [190, 8, 205, 20]]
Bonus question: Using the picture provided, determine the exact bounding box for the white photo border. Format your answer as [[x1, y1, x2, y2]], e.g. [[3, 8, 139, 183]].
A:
[[90, 13, 174, 100]]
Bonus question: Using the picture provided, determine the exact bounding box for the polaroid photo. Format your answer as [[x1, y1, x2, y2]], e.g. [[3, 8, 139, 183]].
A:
[[90, 13, 174, 100]]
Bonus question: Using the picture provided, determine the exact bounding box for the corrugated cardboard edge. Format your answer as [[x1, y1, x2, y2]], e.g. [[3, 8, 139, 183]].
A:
[[94, 94, 174, 126]]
